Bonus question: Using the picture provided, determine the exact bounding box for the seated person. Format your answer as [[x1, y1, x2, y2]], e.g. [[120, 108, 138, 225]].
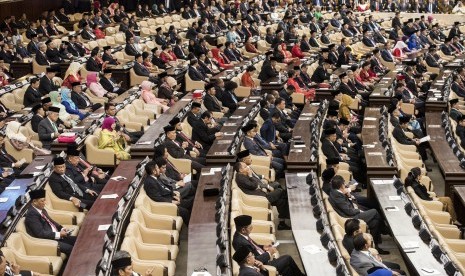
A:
[[392, 116, 428, 162], [169, 117, 206, 157], [111, 251, 155, 276], [350, 233, 403, 275], [405, 167, 461, 226], [61, 87, 88, 120], [66, 147, 107, 193], [23, 77, 42, 107], [191, 111, 223, 151], [5, 121, 49, 157], [37, 106, 63, 150], [98, 117, 131, 161], [31, 103, 45, 133], [100, 69, 125, 95], [155, 157, 196, 200], [49, 156, 98, 210], [250, 120, 287, 158], [204, 83, 229, 115], [87, 71, 118, 99], [456, 115, 465, 149], [329, 176, 389, 254], [157, 72, 179, 105], [232, 215, 305, 276], [104, 103, 143, 144], [163, 124, 205, 170], [242, 123, 285, 178], [25, 189, 76, 256], [234, 161, 290, 229], [70, 82, 102, 112], [62, 62, 82, 89], [144, 160, 192, 225], [140, 80, 169, 112], [450, 98, 463, 122], [49, 91, 79, 127], [232, 246, 269, 275]]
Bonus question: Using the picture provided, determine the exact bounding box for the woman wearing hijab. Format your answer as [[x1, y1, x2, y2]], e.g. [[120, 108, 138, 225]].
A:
[[407, 33, 422, 50], [5, 121, 50, 155], [98, 117, 131, 160], [405, 167, 461, 226], [140, 80, 169, 112], [392, 40, 410, 59], [62, 62, 82, 89], [274, 43, 300, 65], [61, 87, 88, 120], [87, 71, 117, 99], [49, 90, 79, 127]]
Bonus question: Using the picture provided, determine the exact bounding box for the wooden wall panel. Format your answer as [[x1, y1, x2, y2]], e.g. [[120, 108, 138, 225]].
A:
[[0, 0, 62, 22]]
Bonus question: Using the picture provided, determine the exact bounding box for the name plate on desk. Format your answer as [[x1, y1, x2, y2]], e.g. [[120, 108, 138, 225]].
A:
[[224, 123, 237, 126], [214, 152, 228, 155], [299, 117, 312, 120], [364, 117, 376, 121], [364, 125, 376, 128], [367, 152, 383, 156], [217, 140, 232, 144], [429, 125, 441, 128]]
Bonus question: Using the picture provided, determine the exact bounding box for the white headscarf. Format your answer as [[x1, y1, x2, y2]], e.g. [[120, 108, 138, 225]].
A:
[[64, 62, 82, 80], [393, 41, 408, 52], [5, 121, 27, 143]]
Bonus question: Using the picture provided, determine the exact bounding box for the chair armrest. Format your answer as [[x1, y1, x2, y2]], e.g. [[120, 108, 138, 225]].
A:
[[240, 193, 270, 209], [48, 198, 80, 213], [263, 265, 277, 276], [424, 209, 451, 224], [251, 155, 271, 167], [249, 233, 276, 246], [1, 248, 53, 275], [128, 113, 149, 125], [420, 199, 444, 211], [251, 220, 275, 234], [46, 209, 77, 225], [446, 239, 465, 252], [123, 121, 143, 132], [168, 157, 191, 174], [436, 225, 461, 239], [250, 164, 270, 180], [21, 236, 59, 256], [134, 241, 170, 260], [211, 111, 224, 119], [150, 202, 179, 216], [138, 227, 178, 245], [137, 211, 179, 230], [131, 260, 168, 276]]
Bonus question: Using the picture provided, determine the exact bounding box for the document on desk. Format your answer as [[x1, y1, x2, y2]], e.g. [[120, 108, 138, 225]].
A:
[[35, 165, 45, 170], [0, 198, 8, 203], [385, 206, 399, 212], [183, 173, 192, 183], [302, 244, 322, 254], [367, 152, 382, 156], [217, 140, 232, 144], [101, 194, 118, 199], [402, 241, 419, 249], [98, 224, 111, 231], [372, 180, 389, 185], [238, 106, 247, 109], [136, 141, 151, 145], [364, 117, 377, 121], [362, 144, 375, 148], [294, 144, 306, 148], [110, 176, 127, 181], [389, 196, 401, 201], [230, 115, 242, 119], [210, 168, 222, 172], [5, 186, 20, 190], [297, 173, 309, 177], [419, 135, 431, 143]]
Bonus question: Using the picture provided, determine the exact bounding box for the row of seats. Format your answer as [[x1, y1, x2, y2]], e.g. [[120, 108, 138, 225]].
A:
[[441, 111, 465, 167]]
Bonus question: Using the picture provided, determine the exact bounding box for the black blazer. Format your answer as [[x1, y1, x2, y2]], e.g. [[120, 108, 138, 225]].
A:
[[392, 125, 416, 145], [38, 75, 59, 96], [25, 206, 62, 240], [23, 85, 42, 107], [65, 162, 88, 187], [328, 189, 361, 217], [311, 66, 330, 83], [258, 64, 278, 82], [188, 66, 206, 81], [49, 171, 88, 201], [133, 62, 150, 77], [71, 91, 91, 109], [204, 94, 222, 112], [191, 120, 216, 150], [165, 139, 188, 159], [219, 90, 239, 112], [35, 51, 50, 66], [102, 53, 118, 65], [144, 176, 173, 202], [0, 147, 17, 168], [235, 173, 266, 196], [232, 232, 271, 264], [31, 114, 43, 133], [125, 43, 140, 56], [27, 41, 39, 55], [86, 57, 101, 72], [321, 138, 340, 160]]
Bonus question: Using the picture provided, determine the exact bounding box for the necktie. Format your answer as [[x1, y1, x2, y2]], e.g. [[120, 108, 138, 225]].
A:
[[62, 174, 84, 197], [248, 237, 265, 254], [179, 132, 195, 147], [41, 211, 58, 232], [50, 119, 58, 132]]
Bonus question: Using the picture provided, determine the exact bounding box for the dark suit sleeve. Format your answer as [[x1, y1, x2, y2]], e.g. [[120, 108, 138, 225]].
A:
[[25, 208, 60, 240], [236, 174, 260, 191], [38, 120, 54, 141], [392, 127, 416, 145], [144, 178, 172, 202], [330, 192, 360, 217], [133, 63, 150, 77], [165, 141, 186, 158], [49, 174, 73, 200]]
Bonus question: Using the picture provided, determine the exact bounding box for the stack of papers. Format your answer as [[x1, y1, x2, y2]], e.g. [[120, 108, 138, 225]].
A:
[[101, 194, 118, 199], [302, 244, 322, 254]]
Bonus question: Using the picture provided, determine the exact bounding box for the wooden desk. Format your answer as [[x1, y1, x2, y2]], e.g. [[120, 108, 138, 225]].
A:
[[260, 77, 285, 93], [362, 108, 398, 198], [130, 93, 193, 158], [286, 104, 319, 172], [451, 185, 465, 226], [186, 167, 228, 274], [10, 62, 33, 79], [21, 155, 54, 175], [426, 112, 465, 196], [285, 173, 337, 274], [206, 97, 261, 165], [370, 179, 448, 276], [368, 71, 397, 107], [62, 160, 140, 276], [425, 72, 448, 112]]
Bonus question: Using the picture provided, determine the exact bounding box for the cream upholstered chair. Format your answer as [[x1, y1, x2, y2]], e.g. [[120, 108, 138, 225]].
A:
[[135, 190, 180, 217], [13, 87, 26, 106], [116, 109, 147, 132], [185, 72, 204, 91], [124, 225, 179, 259], [3, 233, 62, 275], [132, 98, 161, 115], [1, 247, 54, 276], [84, 89, 107, 105], [120, 237, 176, 276], [4, 139, 34, 163], [167, 154, 191, 175], [1, 93, 24, 110], [126, 221, 179, 245], [85, 135, 120, 167], [130, 208, 182, 231], [130, 68, 149, 86], [43, 185, 86, 225]]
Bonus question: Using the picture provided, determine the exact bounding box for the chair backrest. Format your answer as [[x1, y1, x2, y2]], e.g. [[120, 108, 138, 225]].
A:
[[4, 233, 26, 254], [13, 87, 26, 105], [1, 93, 23, 110]]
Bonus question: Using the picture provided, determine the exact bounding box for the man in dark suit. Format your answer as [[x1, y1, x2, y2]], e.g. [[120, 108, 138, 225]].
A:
[[24, 189, 76, 256], [168, 117, 205, 158], [450, 99, 463, 122], [38, 66, 59, 96], [70, 82, 101, 111], [425, 46, 441, 68], [329, 176, 388, 254], [124, 36, 140, 56], [392, 116, 428, 161], [219, 81, 242, 113], [258, 57, 279, 82], [164, 124, 205, 171], [186, 102, 202, 126], [102, 46, 118, 65], [100, 69, 124, 95], [66, 146, 107, 193], [144, 160, 192, 225], [35, 42, 51, 66], [188, 59, 207, 81], [68, 35, 86, 57], [133, 53, 157, 83], [27, 34, 40, 55], [85, 49, 102, 72], [242, 124, 285, 177], [49, 156, 97, 210], [23, 78, 41, 107], [31, 103, 45, 133], [45, 40, 63, 64], [232, 245, 269, 276], [204, 83, 228, 114], [232, 215, 305, 276], [362, 30, 376, 47], [191, 111, 223, 151], [311, 61, 331, 83], [234, 161, 289, 228]]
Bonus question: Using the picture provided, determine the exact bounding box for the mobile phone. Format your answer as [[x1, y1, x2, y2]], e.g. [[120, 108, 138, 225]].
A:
[[272, 242, 280, 247], [385, 206, 396, 210], [421, 268, 434, 274]]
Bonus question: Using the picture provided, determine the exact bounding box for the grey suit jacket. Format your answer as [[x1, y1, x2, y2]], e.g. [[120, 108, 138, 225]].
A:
[[37, 118, 57, 149], [243, 137, 266, 156], [165, 139, 188, 159], [350, 250, 387, 276]]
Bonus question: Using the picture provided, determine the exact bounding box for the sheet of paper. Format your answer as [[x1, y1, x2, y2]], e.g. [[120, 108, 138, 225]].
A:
[[224, 132, 235, 136], [0, 198, 8, 203], [32, 172, 42, 176], [210, 168, 222, 172], [230, 116, 242, 119], [238, 106, 247, 109], [136, 141, 151, 145], [362, 144, 375, 148], [364, 125, 376, 128], [428, 125, 441, 128], [101, 194, 118, 199], [389, 196, 401, 201], [419, 135, 431, 143], [183, 173, 192, 183], [364, 117, 376, 121], [180, 98, 191, 101], [35, 165, 45, 170], [297, 173, 309, 177], [367, 152, 382, 156], [302, 244, 322, 254], [201, 172, 215, 176], [403, 241, 420, 249], [382, 179, 394, 184], [5, 186, 20, 190], [248, 99, 257, 102], [294, 144, 306, 148], [372, 180, 386, 185], [98, 224, 111, 231]]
